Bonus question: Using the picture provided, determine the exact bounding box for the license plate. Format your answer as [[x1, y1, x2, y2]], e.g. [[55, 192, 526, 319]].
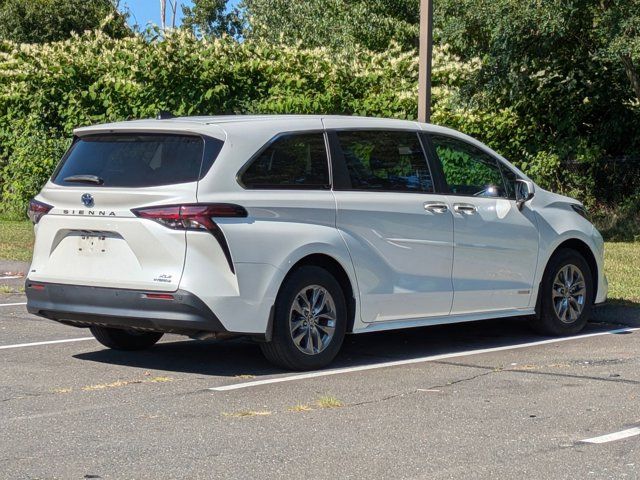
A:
[[77, 235, 107, 255]]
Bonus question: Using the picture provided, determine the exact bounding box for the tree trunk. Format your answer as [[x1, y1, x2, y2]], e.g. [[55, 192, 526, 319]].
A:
[[621, 53, 640, 102], [160, 0, 166, 31], [170, 0, 177, 29]]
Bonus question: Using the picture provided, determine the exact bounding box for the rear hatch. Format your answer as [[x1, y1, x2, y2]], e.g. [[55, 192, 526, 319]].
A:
[[28, 132, 222, 292]]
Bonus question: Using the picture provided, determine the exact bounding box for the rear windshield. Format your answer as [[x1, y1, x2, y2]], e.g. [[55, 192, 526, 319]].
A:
[[52, 134, 220, 187]]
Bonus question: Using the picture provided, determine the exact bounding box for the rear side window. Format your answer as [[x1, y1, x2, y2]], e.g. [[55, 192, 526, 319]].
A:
[[53, 134, 217, 188], [240, 133, 329, 189], [335, 130, 434, 192]]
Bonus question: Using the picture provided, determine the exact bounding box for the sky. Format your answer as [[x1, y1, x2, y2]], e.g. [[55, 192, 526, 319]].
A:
[[121, 0, 241, 28]]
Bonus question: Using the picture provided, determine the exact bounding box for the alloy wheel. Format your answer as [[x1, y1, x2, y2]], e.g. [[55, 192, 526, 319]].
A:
[[552, 264, 586, 324], [289, 285, 337, 355]]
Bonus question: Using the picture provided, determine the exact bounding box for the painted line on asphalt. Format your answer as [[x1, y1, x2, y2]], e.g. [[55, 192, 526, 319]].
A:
[[581, 427, 640, 444], [210, 327, 639, 392], [0, 275, 23, 280], [0, 302, 27, 307], [0, 337, 94, 350]]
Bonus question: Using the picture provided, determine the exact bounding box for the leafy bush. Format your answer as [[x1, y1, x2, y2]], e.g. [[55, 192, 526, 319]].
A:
[[592, 192, 640, 242], [0, 31, 587, 219], [0, 118, 71, 217]]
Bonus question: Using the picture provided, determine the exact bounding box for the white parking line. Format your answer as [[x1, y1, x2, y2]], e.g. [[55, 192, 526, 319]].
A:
[[581, 427, 640, 444], [0, 337, 94, 350], [0, 275, 23, 280], [0, 302, 27, 307], [210, 327, 639, 392]]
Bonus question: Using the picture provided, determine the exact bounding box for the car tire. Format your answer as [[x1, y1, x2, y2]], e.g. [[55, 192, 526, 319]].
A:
[[531, 248, 594, 336], [260, 265, 347, 371], [90, 326, 163, 351]]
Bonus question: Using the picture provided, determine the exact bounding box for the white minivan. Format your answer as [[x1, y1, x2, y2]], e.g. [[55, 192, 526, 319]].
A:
[[26, 115, 607, 370]]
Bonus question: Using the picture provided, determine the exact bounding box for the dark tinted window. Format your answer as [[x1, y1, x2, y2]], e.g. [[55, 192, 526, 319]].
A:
[[336, 130, 433, 192], [241, 133, 329, 189], [430, 134, 508, 198], [53, 134, 214, 188]]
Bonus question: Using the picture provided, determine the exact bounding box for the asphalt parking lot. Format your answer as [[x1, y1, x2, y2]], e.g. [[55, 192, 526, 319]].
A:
[[2, 287, 640, 480]]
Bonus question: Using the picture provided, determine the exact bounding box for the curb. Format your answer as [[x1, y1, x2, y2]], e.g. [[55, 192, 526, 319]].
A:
[[0, 260, 30, 276]]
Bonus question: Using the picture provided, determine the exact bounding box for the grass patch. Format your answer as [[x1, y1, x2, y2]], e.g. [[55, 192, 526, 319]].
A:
[[0, 220, 33, 262], [52, 387, 72, 394], [0, 284, 24, 294], [288, 396, 344, 412], [604, 242, 640, 303], [81, 376, 173, 391], [223, 410, 272, 418], [288, 404, 314, 412], [316, 395, 344, 409]]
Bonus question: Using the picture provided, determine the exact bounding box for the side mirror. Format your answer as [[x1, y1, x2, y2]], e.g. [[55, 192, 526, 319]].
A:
[[515, 179, 535, 211]]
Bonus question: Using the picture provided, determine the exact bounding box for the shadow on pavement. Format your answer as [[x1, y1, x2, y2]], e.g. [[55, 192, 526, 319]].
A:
[[72, 303, 639, 377], [593, 300, 640, 327]]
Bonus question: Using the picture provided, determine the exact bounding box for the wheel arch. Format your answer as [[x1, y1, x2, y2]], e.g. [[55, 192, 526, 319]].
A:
[[280, 254, 357, 333], [544, 238, 599, 304]]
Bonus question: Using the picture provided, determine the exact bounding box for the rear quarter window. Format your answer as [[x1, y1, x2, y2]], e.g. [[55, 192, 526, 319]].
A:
[[53, 134, 221, 188], [239, 133, 330, 189]]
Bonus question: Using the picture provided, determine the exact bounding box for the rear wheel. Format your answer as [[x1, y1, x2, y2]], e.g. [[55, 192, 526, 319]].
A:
[[531, 248, 593, 336], [260, 266, 347, 371], [90, 326, 163, 351]]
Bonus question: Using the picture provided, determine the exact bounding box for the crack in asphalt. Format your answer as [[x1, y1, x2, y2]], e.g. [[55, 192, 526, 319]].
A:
[[343, 352, 640, 411], [347, 369, 496, 409], [1, 390, 52, 402], [433, 360, 640, 386]]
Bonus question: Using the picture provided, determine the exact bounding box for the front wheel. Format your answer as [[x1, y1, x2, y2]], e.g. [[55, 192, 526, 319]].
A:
[[260, 266, 347, 371], [531, 248, 594, 336], [90, 326, 163, 351]]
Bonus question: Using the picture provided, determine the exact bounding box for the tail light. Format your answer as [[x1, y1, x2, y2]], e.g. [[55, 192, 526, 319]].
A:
[[131, 204, 247, 231], [131, 203, 248, 273], [28, 199, 53, 224]]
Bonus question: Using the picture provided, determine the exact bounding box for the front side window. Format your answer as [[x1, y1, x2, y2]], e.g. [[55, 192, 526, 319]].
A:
[[499, 163, 519, 199], [430, 134, 508, 198], [240, 133, 329, 189], [336, 130, 434, 192]]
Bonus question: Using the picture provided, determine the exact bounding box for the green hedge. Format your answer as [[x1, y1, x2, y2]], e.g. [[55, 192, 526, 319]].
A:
[[0, 31, 554, 218]]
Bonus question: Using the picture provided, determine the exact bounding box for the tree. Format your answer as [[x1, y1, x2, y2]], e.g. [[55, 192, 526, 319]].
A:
[[594, 1, 640, 103], [434, 0, 640, 156], [242, 0, 419, 51], [182, 0, 243, 38], [0, 0, 130, 44]]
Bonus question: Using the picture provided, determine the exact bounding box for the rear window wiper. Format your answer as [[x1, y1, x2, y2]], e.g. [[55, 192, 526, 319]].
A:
[[63, 175, 104, 185]]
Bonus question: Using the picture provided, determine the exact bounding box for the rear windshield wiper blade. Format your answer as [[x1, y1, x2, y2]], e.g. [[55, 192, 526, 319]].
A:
[[63, 175, 104, 185]]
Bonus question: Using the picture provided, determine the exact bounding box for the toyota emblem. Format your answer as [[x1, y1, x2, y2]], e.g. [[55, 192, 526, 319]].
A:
[[81, 193, 94, 207]]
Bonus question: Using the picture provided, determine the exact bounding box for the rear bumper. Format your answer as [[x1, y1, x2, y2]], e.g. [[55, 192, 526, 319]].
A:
[[25, 281, 228, 336]]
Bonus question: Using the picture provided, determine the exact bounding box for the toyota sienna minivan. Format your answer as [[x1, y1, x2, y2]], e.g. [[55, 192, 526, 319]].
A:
[[25, 115, 607, 370]]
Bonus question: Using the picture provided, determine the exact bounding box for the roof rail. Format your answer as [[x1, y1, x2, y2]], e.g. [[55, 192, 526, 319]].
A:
[[156, 111, 176, 120]]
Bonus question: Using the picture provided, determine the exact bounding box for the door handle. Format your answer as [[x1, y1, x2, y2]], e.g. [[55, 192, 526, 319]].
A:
[[453, 203, 478, 215], [423, 202, 449, 214]]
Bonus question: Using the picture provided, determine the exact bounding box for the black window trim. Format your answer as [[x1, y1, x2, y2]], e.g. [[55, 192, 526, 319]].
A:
[[425, 132, 523, 200], [236, 130, 332, 191], [327, 127, 439, 195], [51, 132, 219, 188]]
